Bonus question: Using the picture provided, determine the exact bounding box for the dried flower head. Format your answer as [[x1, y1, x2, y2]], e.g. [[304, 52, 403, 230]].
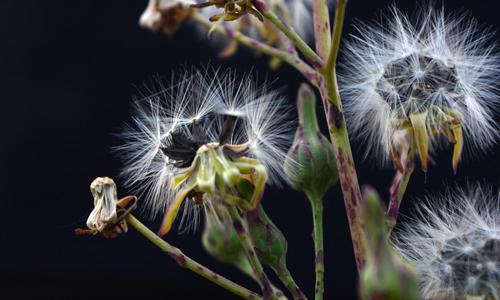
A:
[[395, 185, 500, 299], [139, 0, 195, 34], [192, 0, 263, 22], [341, 6, 500, 173], [75, 177, 137, 239], [117, 69, 294, 236]]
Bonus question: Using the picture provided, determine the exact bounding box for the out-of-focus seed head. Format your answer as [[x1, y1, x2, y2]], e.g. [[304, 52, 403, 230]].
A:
[[395, 185, 500, 299]]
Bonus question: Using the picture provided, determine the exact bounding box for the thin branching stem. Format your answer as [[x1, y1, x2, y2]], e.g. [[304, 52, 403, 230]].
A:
[[227, 206, 282, 300], [191, 12, 319, 87], [126, 214, 263, 300], [254, 1, 324, 66]]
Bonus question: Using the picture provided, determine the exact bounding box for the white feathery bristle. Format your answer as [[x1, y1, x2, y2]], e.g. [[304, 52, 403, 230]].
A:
[[394, 185, 500, 299], [117, 69, 294, 219], [340, 6, 500, 166], [243, 88, 295, 184]]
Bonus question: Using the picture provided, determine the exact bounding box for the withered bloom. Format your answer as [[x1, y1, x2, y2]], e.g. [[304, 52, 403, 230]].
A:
[[76, 177, 137, 239], [140, 0, 195, 34]]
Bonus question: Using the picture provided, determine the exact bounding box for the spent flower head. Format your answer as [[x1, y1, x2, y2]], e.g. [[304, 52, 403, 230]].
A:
[[117, 69, 294, 236], [395, 185, 500, 299], [140, 0, 195, 34], [341, 6, 500, 173], [75, 177, 137, 239]]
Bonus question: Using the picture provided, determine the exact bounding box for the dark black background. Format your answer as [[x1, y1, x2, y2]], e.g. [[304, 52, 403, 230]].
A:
[[1, 1, 499, 299]]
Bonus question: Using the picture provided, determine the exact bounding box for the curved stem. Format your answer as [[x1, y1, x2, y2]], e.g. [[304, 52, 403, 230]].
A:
[[306, 191, 325, 300], [191, 12, 319, 87], [254, 1, 324, 66], [227, 206, 281, 300], [126, 214, 262, 300], [276, 268, 308, 300]]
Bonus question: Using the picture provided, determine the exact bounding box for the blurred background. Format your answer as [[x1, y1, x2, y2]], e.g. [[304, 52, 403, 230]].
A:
[[1, 0, 499, 299]]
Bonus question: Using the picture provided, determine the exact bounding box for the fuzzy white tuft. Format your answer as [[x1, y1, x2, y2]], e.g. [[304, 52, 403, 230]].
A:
[[395, 185, 500, 299], [117, 69, 294, 220], [340, 6, 500, 166]]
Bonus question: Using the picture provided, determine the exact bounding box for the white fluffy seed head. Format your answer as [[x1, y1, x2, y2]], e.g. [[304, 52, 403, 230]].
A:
[[340, 6, 500, 166], [116, 69, 294, 218], [394, 185, 500, 299]]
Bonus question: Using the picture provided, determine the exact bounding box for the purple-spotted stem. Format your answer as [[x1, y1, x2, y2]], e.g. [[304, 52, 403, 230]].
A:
[[126, 214, 263, 299]]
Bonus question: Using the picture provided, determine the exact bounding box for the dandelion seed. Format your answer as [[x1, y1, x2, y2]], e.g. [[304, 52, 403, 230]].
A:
[[395, 185, 500, 299], [341, 6, 500, 173], [117, 69, 294, 235]]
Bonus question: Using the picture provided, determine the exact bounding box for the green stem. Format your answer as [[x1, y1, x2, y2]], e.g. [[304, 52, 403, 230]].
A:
[[387, 162, 414, 235], [255, 1, 324, 66], [312, 0, 331, 59], [227, 206, 280, 300], [126, 214, 262, 300], [276, 268, 308, 300], [306, 191, 325, 300], [191, 12, 319, 87], [318, 0, 367, 271]]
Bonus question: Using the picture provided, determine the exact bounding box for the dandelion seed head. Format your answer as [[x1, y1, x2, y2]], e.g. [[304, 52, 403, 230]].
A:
[[395, 185, 500, 299], [341, 6, 500, 167], [116, 69, 294, 228]]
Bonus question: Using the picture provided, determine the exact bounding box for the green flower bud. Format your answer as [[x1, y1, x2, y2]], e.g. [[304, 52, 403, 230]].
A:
[[360, 187, 420, 300], [202, 205, 254, 278], [284, 83, 338, 198]]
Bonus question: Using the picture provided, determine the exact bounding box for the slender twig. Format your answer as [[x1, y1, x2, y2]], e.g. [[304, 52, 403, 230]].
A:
[[387, 161, 415, 235], [126, 214, 263, 300], [317, 0, 367, 271], [227, 206, 282, 300], [312, 0, 332, 59], [254, 1, 324, 66], [305, 191, 325, 300], [276, 268, 308, 300], [191, 12, 319, 87]]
